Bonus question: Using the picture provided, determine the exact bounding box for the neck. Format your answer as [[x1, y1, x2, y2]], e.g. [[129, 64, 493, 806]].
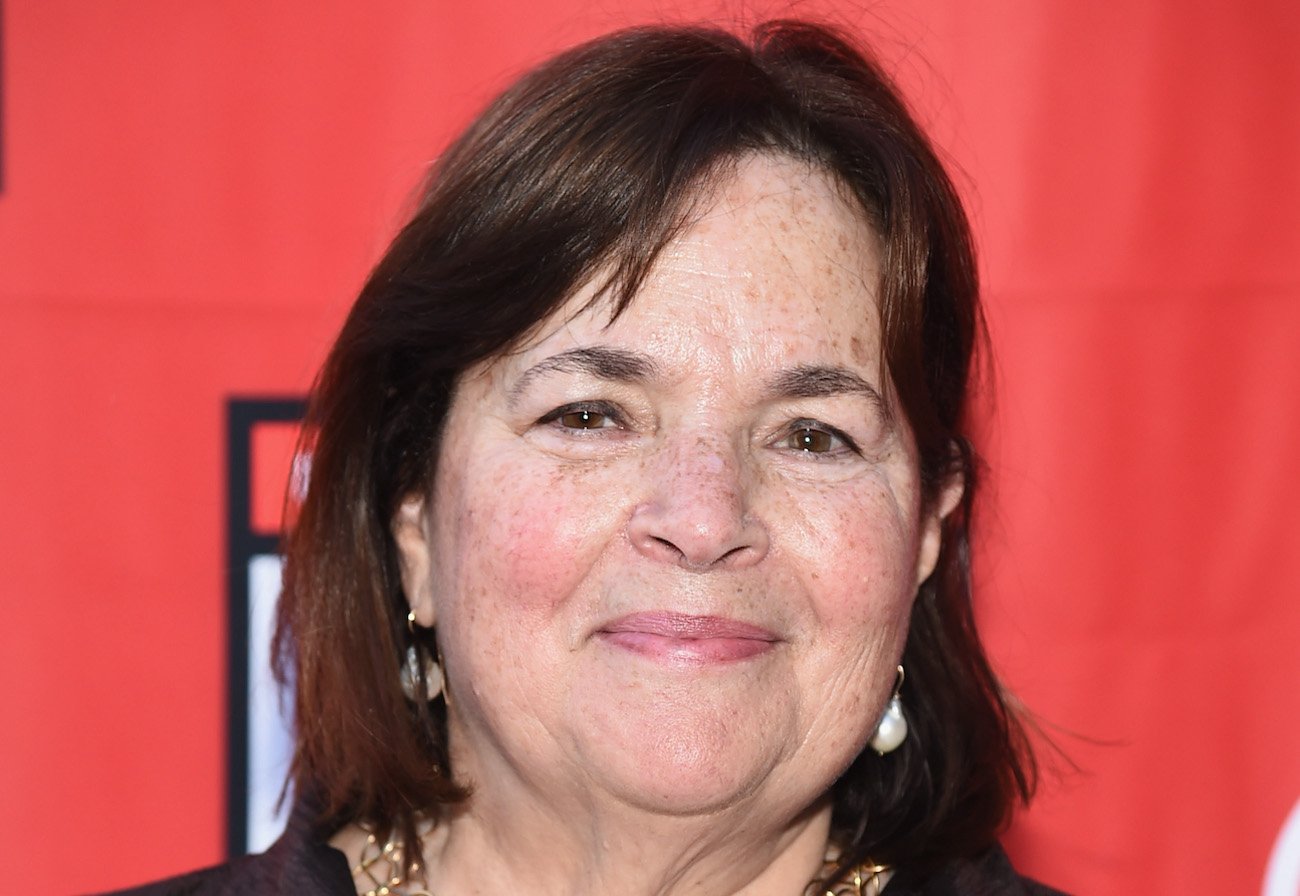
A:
[[410, 785, 836, 896]]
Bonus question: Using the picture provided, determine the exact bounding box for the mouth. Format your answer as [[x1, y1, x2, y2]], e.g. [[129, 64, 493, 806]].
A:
[[597, 611, 780, 664]]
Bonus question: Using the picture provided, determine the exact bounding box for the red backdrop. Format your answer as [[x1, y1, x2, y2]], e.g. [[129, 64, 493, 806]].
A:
[[2, 2, 1298, 893]]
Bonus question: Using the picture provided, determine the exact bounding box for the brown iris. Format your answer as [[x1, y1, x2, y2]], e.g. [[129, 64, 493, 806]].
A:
[[559, 408, 608, 429], [789, 427, 834, 453]]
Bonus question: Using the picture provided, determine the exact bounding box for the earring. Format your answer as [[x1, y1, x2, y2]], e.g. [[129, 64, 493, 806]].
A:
[[869, 665, 907, 755], [400, 609, 444, 702]]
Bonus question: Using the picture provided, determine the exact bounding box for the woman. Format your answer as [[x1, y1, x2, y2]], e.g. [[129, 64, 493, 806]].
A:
[[110, 19, 1058, 896]]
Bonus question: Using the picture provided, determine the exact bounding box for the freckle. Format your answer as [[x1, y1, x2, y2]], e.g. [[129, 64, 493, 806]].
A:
[[850, 335, 868, 365]]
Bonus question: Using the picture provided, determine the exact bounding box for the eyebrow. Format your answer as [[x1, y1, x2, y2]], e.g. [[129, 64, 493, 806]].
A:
[[508, 346, 659, 403], [509, 349, 890, 420], [765, 364, 893, 422]]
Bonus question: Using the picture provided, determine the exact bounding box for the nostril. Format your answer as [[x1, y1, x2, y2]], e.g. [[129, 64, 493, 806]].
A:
[[717, 544, 748, 564], [651, 535, 681, 558], [626, 493, 770, 569], [645, 535, 757, 570]]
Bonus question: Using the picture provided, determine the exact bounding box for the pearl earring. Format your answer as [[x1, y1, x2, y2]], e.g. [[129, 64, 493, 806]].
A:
[[400, 609, 444, 702], [869, 665, 908, 755]]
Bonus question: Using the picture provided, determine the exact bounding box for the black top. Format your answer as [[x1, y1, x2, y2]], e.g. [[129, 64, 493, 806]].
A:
[[95, 801, 354, 896], [97, 802, 1065, 895]]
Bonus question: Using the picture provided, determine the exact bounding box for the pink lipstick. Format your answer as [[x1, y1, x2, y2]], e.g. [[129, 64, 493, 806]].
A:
[[598, 612, 779, 663]]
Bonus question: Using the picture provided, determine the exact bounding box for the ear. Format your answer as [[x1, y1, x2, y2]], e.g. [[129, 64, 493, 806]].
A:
[[392, 494, 437, 628], [915, 468, 965, 587]]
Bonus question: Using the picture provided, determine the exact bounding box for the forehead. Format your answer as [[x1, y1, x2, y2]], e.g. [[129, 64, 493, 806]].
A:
[[492, 154, 884, 380]]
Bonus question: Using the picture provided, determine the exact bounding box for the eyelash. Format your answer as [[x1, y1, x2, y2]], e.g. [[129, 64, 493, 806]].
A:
[[780, 419, 861, 457], [537, 401, 626, 432], [537, 405, 859, 458]]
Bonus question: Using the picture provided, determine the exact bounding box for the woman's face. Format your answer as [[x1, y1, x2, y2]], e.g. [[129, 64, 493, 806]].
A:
[[395, 154, 956, 825]]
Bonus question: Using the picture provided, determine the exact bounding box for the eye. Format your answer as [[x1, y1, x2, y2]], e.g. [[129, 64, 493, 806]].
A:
[[559, 408, 610, 430], [538, 402, 622, 432], [781, 420, 859, 456], [788, 427, 835, 453]]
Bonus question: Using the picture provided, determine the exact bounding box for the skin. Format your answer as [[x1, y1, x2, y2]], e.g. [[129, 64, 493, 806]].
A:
[[377, 154, 962, 896]]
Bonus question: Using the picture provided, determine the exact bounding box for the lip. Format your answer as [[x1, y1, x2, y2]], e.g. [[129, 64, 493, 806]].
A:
[[597, 612, 780, 664]]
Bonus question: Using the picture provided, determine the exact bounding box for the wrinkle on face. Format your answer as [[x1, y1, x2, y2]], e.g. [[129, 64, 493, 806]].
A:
[[406, 154, 939, 853]]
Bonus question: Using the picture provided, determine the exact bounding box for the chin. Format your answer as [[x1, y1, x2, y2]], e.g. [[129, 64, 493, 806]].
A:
[[566, 687, 796, 818], [588, 747, 775, 818]]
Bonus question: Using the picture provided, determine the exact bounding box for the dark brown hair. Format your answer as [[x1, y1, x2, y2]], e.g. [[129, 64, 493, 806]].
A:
[[275, 19, 1034, 879]]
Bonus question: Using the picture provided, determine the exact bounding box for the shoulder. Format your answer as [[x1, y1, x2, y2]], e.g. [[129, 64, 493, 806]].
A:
[[89, 818, 355, 896], [92, 855, 260, 896], [884, 845, 1070, 896]]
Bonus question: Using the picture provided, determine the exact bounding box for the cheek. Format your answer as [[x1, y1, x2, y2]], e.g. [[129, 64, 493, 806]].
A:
[[787, 481, 922, 626], [435, 452, 626, 628]]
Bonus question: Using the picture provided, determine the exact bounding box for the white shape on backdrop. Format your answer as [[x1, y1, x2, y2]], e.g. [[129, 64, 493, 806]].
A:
[[1264, 795, 1300, 896], [247, 554, 295, 853]]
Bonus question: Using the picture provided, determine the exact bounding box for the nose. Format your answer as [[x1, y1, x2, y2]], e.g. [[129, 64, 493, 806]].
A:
[[626, 438, 770, 570]]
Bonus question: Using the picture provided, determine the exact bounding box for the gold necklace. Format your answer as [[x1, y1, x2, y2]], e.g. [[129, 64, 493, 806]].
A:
[[814, 858, 891, 896], [352, 830, 434, 896], [351, 830, 889, 896]]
